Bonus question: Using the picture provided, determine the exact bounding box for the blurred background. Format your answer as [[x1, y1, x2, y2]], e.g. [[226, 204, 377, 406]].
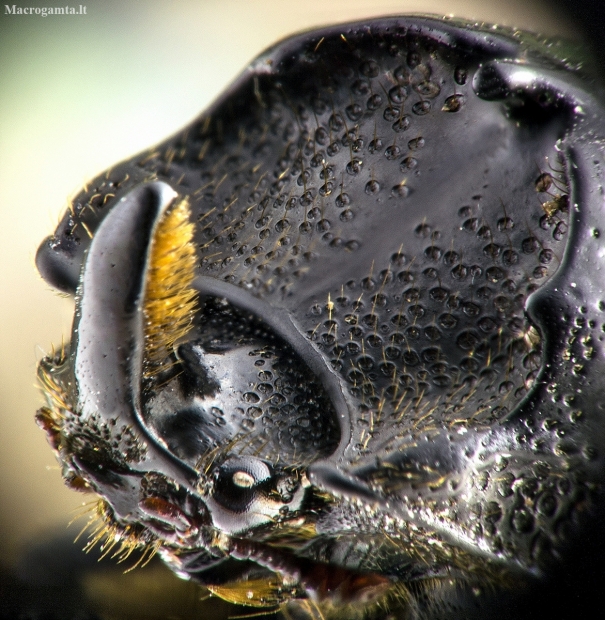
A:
[[0, 0, 598, 618]]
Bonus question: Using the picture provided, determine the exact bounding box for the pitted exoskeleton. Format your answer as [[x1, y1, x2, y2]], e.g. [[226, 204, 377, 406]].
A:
[[35, 16, 605, 619]]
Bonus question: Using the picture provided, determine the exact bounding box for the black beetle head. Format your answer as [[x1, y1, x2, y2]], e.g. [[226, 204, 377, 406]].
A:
[[35, 15, 605, 617]]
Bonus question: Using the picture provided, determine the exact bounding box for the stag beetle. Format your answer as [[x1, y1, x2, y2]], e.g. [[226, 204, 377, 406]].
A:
[[34, 16, 605, 619]]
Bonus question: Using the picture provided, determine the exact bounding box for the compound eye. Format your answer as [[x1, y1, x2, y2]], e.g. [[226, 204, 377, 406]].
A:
[[232, 471, 255, 488], [212, 457, 273, 513], [220, 457, 272, 486]]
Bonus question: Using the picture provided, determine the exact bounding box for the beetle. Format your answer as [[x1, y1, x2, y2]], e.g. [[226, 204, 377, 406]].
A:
[[34, 16, 605, 619]]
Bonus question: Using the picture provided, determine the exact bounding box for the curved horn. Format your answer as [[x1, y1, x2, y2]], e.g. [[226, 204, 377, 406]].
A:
[[73, 181, 198, 488]]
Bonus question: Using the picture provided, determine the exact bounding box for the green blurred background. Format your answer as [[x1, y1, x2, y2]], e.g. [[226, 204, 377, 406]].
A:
[[0, 1, 576, 617]]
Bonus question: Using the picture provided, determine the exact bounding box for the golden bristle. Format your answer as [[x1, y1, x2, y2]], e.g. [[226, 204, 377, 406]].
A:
[[143, 198, 198, 375], [38, 364, 69, 419], [282, 579, 404, 620], [207, 577, 287, 608], [262, 521, 318, 548], [78, 499, 158, 572], [36, 353, 73, 445]]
